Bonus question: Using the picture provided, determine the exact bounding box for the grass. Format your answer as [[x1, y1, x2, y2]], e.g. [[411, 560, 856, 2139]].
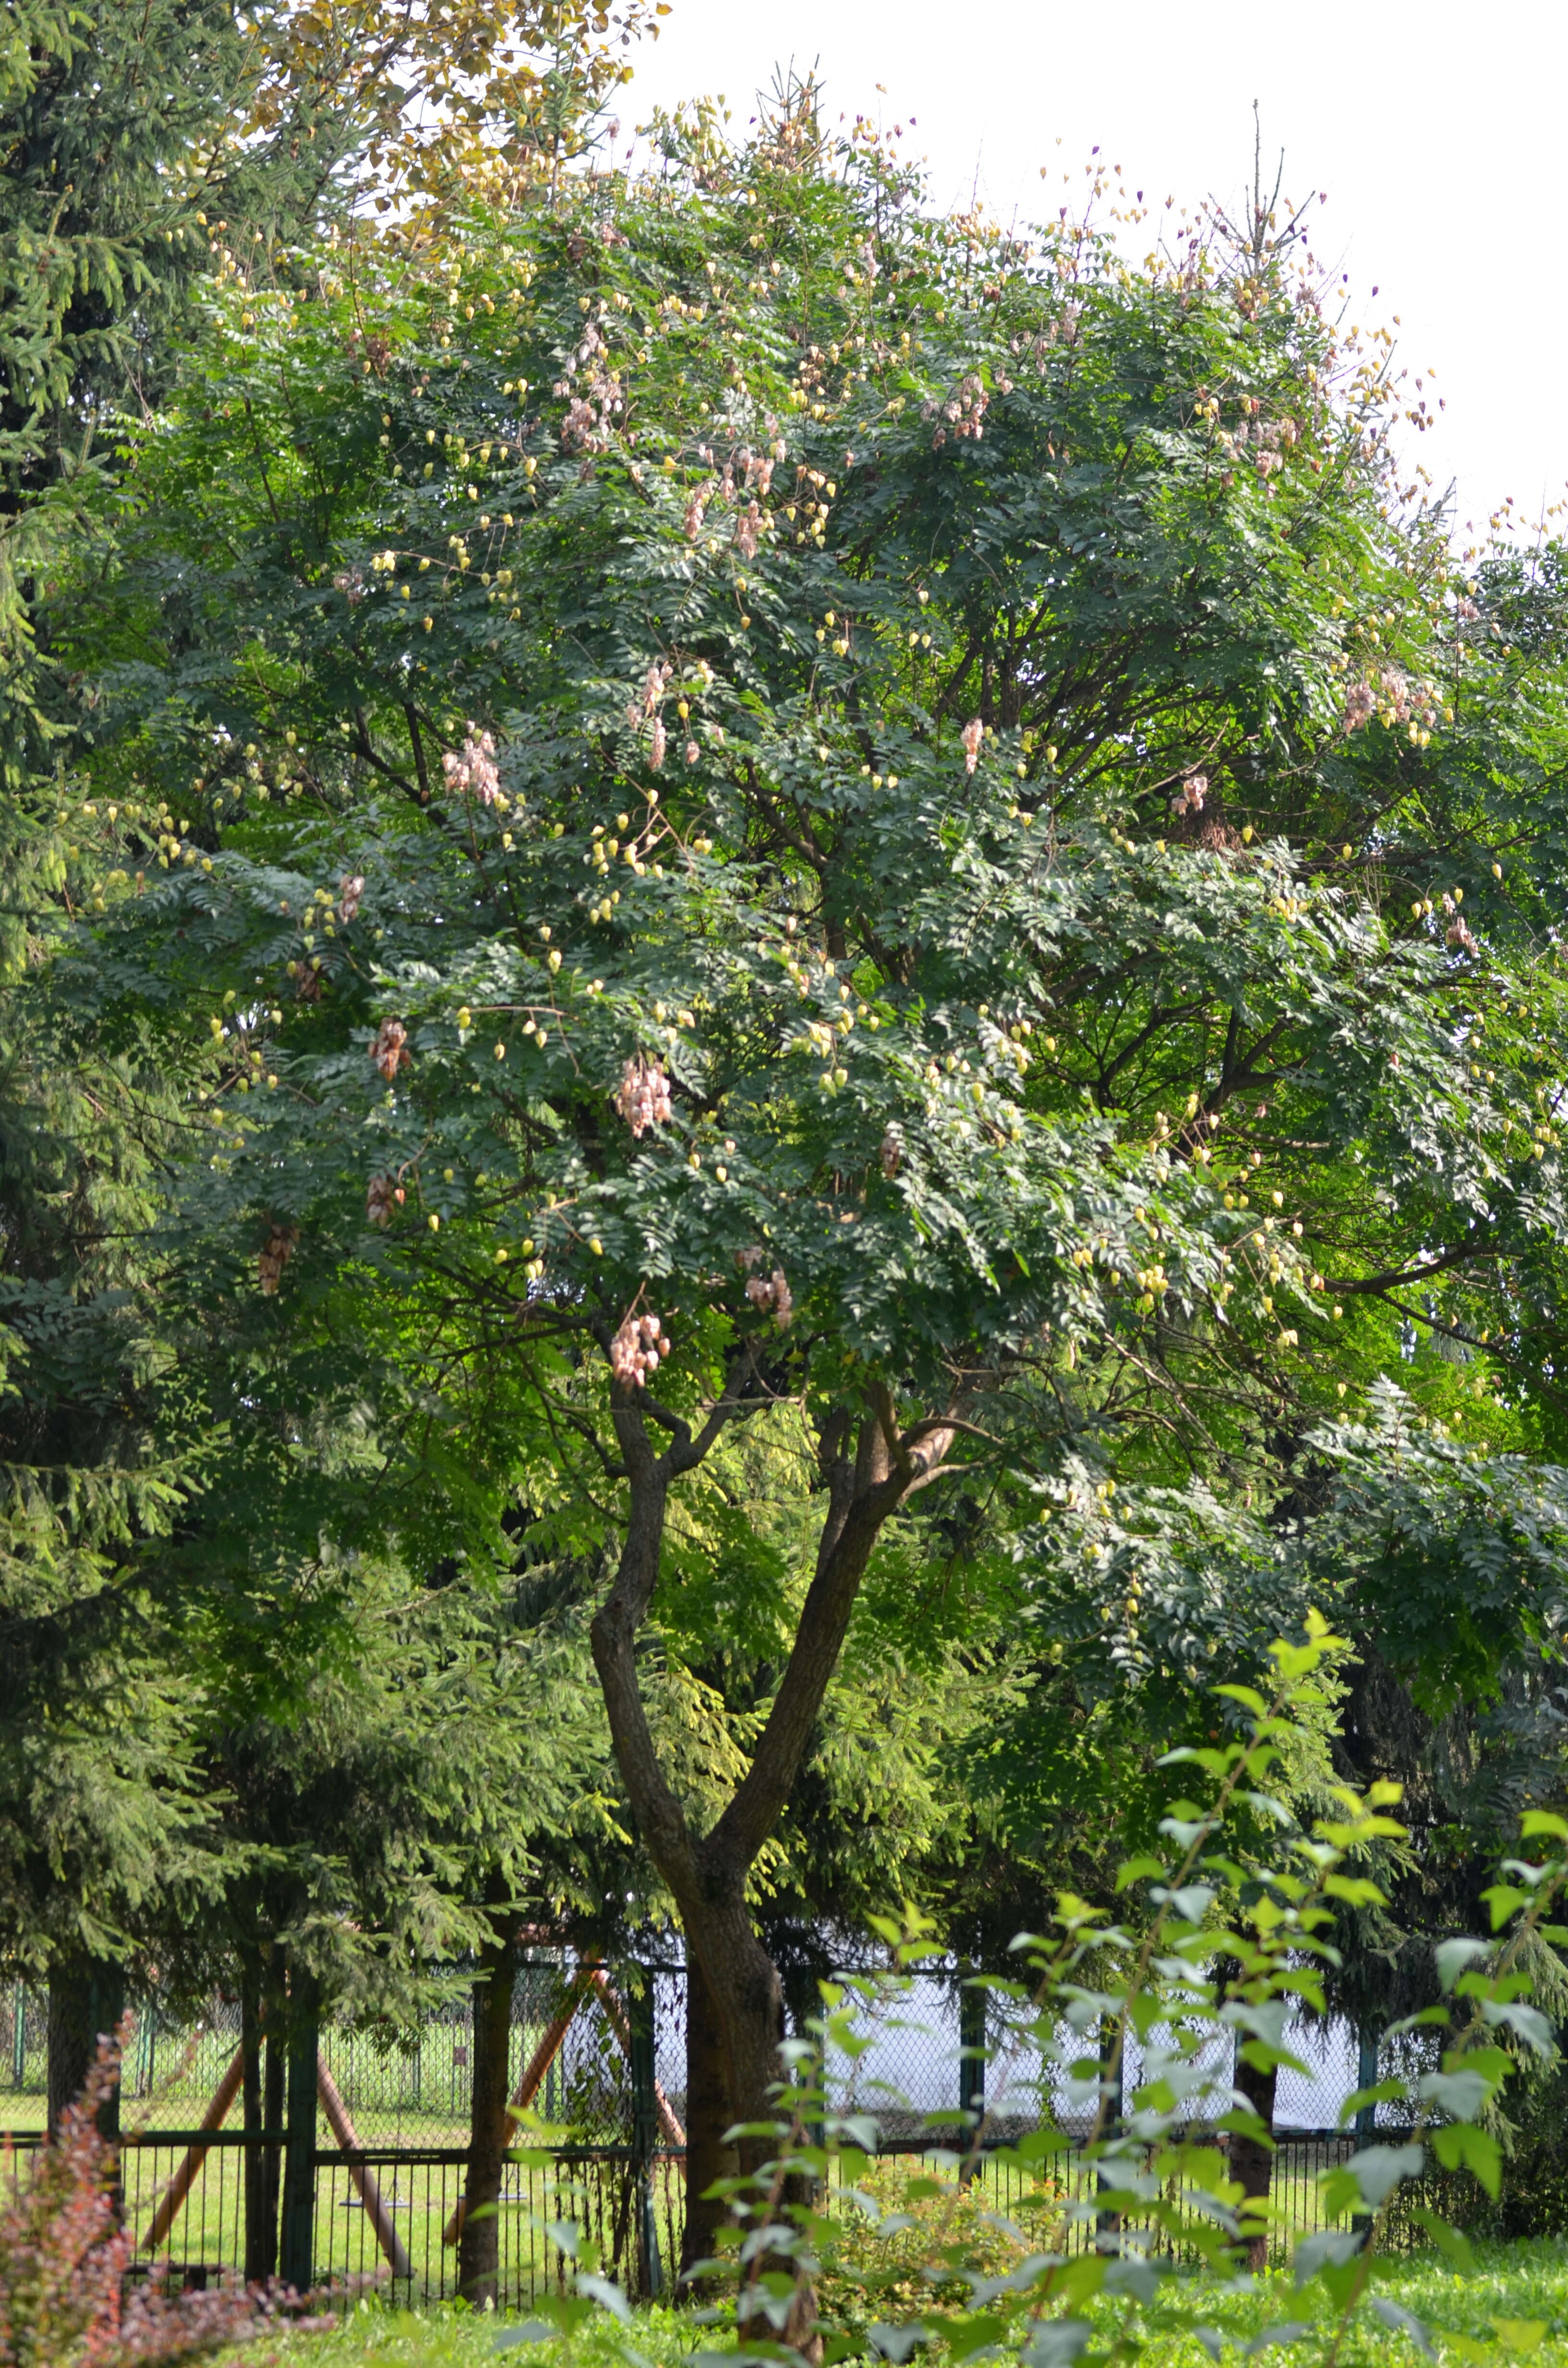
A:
[[241, 2242, 1568, 2368]]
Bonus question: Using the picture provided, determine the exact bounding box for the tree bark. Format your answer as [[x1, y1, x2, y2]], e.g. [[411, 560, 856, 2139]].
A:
[[1230, 2045, 1277, 2272], [242, 1960, 267, 2282], [279, 1961, 320, 2295], [679, 1955, 739, 2282], [47, 1954, 123, 2140], [458, 1902, 523, 2306], [242, 1949, 285, 2285], [261, 1963, 285, 2274]]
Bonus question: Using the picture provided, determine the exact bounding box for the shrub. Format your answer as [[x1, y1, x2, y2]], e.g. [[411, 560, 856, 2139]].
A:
[[813, 2159, 1067, 2340], [0, 2024, 283, 2368], [527, 1620, 1568, 2366]]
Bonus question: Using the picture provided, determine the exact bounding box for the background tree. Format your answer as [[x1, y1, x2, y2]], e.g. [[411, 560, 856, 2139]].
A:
[[0, 0, 673, 2132]]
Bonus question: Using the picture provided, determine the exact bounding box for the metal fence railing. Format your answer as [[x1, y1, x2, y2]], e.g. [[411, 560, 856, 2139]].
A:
[[0, 1964, 1440, 2305], [0, 2131, 688, 2306], [0, 2123, 1443, 2305]]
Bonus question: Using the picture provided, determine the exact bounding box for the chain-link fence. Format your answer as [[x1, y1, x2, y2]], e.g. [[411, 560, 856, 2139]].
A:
[[0, 1959, 1429, 2305], [2, 1981, 46, 2100], [1, 1957, 684, 2142]]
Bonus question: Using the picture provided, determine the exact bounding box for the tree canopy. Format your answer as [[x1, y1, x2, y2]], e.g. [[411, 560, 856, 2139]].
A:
[[18, 73, 1566, 2213]]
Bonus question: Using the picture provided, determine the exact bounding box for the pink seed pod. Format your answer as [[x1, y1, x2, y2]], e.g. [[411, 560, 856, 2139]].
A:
[[611, 1307, 672, 1387], [616, 1055, 674, 1137]]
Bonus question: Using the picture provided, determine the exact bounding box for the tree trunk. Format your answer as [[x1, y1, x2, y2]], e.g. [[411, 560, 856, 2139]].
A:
[[242, 1962, 265, 2278], [683, 1873, 815, 2355], [242, 1951, 284, 2285], [689, 1880, 790, 2174], [588, 1386, 954, 2343], [1230, 2046, 1277, 2272], [679, 1956, 739, 2282], [458, 1906, 522, 2306], [279, 1961, 320, 2295], [47, 1954, 123, 2140], [262, 1965, 285, 2274]]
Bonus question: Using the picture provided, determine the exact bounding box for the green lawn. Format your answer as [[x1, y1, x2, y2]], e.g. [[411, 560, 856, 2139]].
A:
[[247, 2243, 1568, 2368]]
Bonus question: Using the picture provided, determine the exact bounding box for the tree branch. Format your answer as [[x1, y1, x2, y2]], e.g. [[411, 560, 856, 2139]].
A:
[[1325, 1236, 1499, 1297], [710, 1404, 955, 1871]]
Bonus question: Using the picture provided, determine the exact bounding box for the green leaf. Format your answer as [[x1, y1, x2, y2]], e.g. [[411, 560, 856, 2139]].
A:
[[1020, 2327, 1092, 2368], [1408, 2208, 1476, 2273], [1491, 2321, 1548, 2356], [1369, 2296, 1433, 2357], [1435, 1938, 1489, 1993]]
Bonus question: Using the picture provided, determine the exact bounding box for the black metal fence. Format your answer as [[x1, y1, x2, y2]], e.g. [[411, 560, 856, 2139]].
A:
[[0, 1962, 1428, 2306], [1, 2122, 1440, 2304]]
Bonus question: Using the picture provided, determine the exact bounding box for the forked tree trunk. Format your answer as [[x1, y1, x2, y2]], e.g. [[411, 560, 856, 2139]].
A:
[[458, 1907, 523, 2306], [589, 1383, 956, 2339]]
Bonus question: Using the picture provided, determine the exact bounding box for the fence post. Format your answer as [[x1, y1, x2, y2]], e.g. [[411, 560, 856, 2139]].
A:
[[1350, 2023, 1379, 2242], [135, 2006, 156, 2098], [1096, 2013, 1125, 2237], [280, 1969, 320, 2294], [628, 1978, 663, 2301], [958, 1976, 986, 2182], [1354, 2024, 1378, 2139], [11, 1980, 23, 2089]]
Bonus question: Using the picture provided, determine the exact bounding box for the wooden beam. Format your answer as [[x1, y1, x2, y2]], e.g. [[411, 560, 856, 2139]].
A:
[[588, 1969, 686, 2149], [316, 2050, 413, 2280], [139, 2044, 245, 2252]]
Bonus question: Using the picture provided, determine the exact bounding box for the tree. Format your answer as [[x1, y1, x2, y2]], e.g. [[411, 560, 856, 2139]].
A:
[[49, 86, 1568, 2266], [0, 0, 667, 772], [0, 876, 215, 2117], [0, 0, 672, 2144]]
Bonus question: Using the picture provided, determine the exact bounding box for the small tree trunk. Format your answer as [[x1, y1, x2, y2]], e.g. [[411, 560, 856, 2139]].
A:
[[260, 1958, 285, 2279], [279, 1961, 320, 2295], [241, 1952, 284, 2285], [679, 1956, 739, 2282], [1230, 2046, 1277, 2272], [47, 1954, 123, 2140], [457, 1908, 522, 2307]]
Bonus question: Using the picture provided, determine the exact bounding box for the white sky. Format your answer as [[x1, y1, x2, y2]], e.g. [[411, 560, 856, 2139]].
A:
[[624, 0, 1565, 541]]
